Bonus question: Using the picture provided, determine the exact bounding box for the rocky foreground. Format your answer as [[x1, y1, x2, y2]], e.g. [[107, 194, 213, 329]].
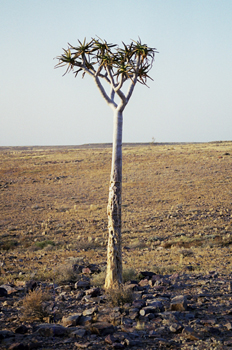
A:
[[1, 264, 232, 349]]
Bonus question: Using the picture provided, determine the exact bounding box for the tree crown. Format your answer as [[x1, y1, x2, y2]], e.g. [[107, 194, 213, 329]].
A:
[[55, 37, 158, 111]]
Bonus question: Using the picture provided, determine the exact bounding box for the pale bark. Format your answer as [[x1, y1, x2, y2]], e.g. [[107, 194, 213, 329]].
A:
[[104, 109, 123, 289]]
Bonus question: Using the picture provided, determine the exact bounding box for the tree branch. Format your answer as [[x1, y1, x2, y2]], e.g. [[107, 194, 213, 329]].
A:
[[125, 56, 141, 105], [106, 66, 126, 105], [94, 75, 117, 110]]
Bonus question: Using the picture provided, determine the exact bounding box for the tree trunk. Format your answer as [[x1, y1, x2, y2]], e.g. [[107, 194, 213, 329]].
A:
[[104, 109, 123, 290]]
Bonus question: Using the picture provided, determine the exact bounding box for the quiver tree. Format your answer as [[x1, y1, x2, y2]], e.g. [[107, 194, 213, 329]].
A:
[[55, 37, 158, 289]]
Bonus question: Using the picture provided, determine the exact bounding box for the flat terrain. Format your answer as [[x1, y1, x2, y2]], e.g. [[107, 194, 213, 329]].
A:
[[1, 141, 232, 349], [1, 142, 232, 278]]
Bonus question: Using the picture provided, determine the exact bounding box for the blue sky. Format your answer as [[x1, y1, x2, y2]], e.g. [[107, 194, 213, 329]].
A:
[[0, 0, 232, 146]]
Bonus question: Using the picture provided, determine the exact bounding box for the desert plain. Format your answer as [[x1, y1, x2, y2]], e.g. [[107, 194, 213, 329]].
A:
[[0, 141, 232, 349]]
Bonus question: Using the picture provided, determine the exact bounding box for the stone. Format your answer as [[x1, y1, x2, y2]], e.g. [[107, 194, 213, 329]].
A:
[[74, 342, 92, 348], [140, 306, 160, 316], [124, 283, 139, 291], [0, 287, 8, 297], [8, 344, 28, 350], [112, 343, 125, 349], [169, 322, 183, 333], [0, 330, 15, 339], [0, 284, 17, 294], [132, 299, 146, 309], [182, 326, 201, 341], [15, 325, 28, 334], [140, 271, 156, 278], [138, 279, 150, 287], [35, 324, 67, 337], [62, 313, 82, 327], [105, 334, 117, 345], [85, 287, 101, 297], [25, 281, 37, 293], [146, 300, 164, 312], [83, 306, 98, 316], [89, 322, 115, 336], [148, 330, 158, 338], [75, 280, 90, 289], [170, 295, 187, 311], [70, 328, 87, 338], [78, 315, 92, 326]]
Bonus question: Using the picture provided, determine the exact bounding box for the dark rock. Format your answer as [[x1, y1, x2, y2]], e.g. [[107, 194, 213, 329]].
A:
[[169, 322, 183, 333], [8, 344, 28, 350], [124, 282, 139, 291], [76, 291, 85, 300], [132, 299, 146, 309], [170, 295, 187, 311], [146, 300, 164, 312], [62, 313, 82, 327], [89, 264, 101, 273], [70, 328, 87, 338], [208, 327, 222, 336], [15, 325, 28, 334], [182, 326, 201, 341], [89, 322, 115, 336], [35, 324, 67, 337], [72, 264, 85, 274], [112, 343, 125, 349], [83, 306, 98, 316], [129, 310, 139, 320], [0, 330, 15, 339], [140, 306, 159, 316], [105, 334, 118, 345], [140, 271, 156, 278], [138, 279, 150, 287], [0, 287, 7, 297], [0, 284, 17, 294], [25, 281, 37, 293], [148, 330, 158, 338], [75, 280, 90, 289], [85, 287, 101, 297], [74, 342, 92, 348], [224, 339, 232, 346], [82, 267, 92, 274], [78, 315, 92, 326], [141, 293, 154, 300]]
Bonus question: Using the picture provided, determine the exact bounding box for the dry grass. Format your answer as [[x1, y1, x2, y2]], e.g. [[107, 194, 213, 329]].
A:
[[21, 288, 52, 322]]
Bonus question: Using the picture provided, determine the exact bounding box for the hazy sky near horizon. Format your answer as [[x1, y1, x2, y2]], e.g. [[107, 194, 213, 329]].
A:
[[1, 0, 232, 146]]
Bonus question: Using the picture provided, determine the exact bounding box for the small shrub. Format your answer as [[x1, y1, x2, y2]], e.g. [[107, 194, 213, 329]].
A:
[[35, 240, 55, 250], [130, 239, 147, 249], [122, 268, 137, 283], [21, 288, 51, 322], [54, 264, 80, 284], [106, 286, 134, 307], [91, 271, 106, 287], [0, 240, 18, 251]]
